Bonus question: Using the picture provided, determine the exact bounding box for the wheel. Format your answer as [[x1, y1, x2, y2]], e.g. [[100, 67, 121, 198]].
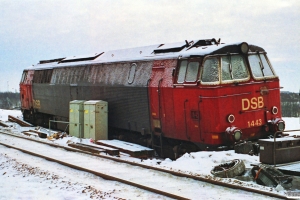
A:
[[211, 159, 245, 178]]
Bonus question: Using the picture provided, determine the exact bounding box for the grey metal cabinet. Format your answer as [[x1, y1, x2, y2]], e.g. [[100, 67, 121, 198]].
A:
[[84, 100, 108, 140], [69, 100, 85, 138]]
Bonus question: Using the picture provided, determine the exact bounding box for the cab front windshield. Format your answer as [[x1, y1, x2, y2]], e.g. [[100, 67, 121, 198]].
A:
[[201, 54, 249, 84], [200, 53, 276, 84]]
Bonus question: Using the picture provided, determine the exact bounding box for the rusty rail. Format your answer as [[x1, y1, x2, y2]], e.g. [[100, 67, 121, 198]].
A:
[[0, 140, 188, 200]]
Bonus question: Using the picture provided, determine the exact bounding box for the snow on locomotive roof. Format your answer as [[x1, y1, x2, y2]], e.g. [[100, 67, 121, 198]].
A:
[[28, 39, 264, 70], [61, 52, 103, 63]]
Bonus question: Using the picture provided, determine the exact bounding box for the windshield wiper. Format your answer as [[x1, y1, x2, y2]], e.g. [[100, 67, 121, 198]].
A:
[[227, 54, 233, 80], [259, 61, 265, 77]]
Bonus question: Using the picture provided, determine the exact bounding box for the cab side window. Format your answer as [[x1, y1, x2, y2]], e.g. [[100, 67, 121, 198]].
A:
[[20, 71, 28, 83], [177, 60, 200, 83], [186, 62, 200, 82], [177, 61, 187, 83]]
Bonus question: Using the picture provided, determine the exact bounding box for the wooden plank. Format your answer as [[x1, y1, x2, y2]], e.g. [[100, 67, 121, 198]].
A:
[[96, 140, 154, 158], [77, 143, 119, 156], [27, 130, 48, 138], [8, 115, 33, 127], [22, 131, 39, 137], [68, 143, 108, 155], [0, 121, 9, 127]]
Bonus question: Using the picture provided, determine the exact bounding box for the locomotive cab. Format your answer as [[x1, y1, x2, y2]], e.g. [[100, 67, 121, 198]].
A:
[[171, 42, 284, 150]]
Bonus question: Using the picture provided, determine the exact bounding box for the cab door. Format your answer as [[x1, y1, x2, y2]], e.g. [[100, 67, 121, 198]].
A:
[[149, 64, 165, 134], [173, 59, 202, 142]]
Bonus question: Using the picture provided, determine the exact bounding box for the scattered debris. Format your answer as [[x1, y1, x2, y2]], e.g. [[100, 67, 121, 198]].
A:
[[211, 159, 245, 178], [0, 121, 11, 127], [25, 129, 47, 138], [22, 131, 39, 137], [68, 143, 119, 156], [8, 115, 33, 127], [47, 132, 67, 140], [20, 127, 66, 139], [275, 184, 284, 192], [234, 141, 259, 155], [97, 139, 154, 158], [251, 164, 293, 188]]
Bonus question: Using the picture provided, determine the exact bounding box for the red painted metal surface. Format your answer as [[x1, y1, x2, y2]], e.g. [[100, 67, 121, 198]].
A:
[[149, 60, 177, 137], [148, 58, 282, 148], [20, 70, 34, 110]]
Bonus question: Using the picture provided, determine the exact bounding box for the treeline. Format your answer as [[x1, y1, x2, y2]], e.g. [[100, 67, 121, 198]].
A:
[[0, 92, 21, 109], [281, 92, 300, 117], [0, 92, 299, 117]]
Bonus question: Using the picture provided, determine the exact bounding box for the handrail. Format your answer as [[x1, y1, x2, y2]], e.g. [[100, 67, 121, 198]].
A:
[[49, 120, 82, 138]]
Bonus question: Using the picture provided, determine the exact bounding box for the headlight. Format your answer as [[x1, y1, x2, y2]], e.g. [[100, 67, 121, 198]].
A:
[[239, 42, 249, 54], [233, 130, 242, 141], [277, 121, 285, 131], [270, 118, 285, 132], [226, 127, 242, 142]]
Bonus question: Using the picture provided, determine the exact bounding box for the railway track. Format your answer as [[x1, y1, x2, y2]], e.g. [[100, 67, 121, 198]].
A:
[[0, 129, 287, 199]]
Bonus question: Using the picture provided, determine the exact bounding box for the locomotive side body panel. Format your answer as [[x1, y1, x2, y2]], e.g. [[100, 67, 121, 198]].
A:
[[30, 61, 153, 133], [172, 87, 207, 142]]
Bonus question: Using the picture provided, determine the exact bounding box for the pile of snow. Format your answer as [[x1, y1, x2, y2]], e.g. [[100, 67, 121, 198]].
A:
[[0, 109, 22, 120]]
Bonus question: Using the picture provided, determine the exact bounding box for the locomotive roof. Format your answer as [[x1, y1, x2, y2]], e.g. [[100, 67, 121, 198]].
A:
[[27, 38, 265, 70]]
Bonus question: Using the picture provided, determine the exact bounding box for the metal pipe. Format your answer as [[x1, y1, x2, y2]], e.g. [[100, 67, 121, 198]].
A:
[[273, 131, 279, 167], [158, 78, 163, 132], [48, 120, 81, 138], [146, 78, 152, 134], [183, 99, 190, 140], [198, 99, 203, 141]]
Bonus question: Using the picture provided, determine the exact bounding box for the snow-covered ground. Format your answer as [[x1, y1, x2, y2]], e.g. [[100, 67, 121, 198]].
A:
[[0, 109, 299, 199]]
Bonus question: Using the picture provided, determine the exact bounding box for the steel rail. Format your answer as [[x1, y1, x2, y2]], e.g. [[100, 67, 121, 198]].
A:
[[0, 130, 287, 199], [0, 140, 189, 200]]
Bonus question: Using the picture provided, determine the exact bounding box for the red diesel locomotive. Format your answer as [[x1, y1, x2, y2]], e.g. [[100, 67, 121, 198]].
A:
[[20, 38, 285, 158]]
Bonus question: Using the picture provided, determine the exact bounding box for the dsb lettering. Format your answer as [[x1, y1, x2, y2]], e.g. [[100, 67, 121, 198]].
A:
[[242, 97, 264, 111]]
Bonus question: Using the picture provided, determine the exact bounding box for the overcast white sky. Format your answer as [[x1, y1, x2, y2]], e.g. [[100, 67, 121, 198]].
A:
[[0, 0, 299, 92]]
